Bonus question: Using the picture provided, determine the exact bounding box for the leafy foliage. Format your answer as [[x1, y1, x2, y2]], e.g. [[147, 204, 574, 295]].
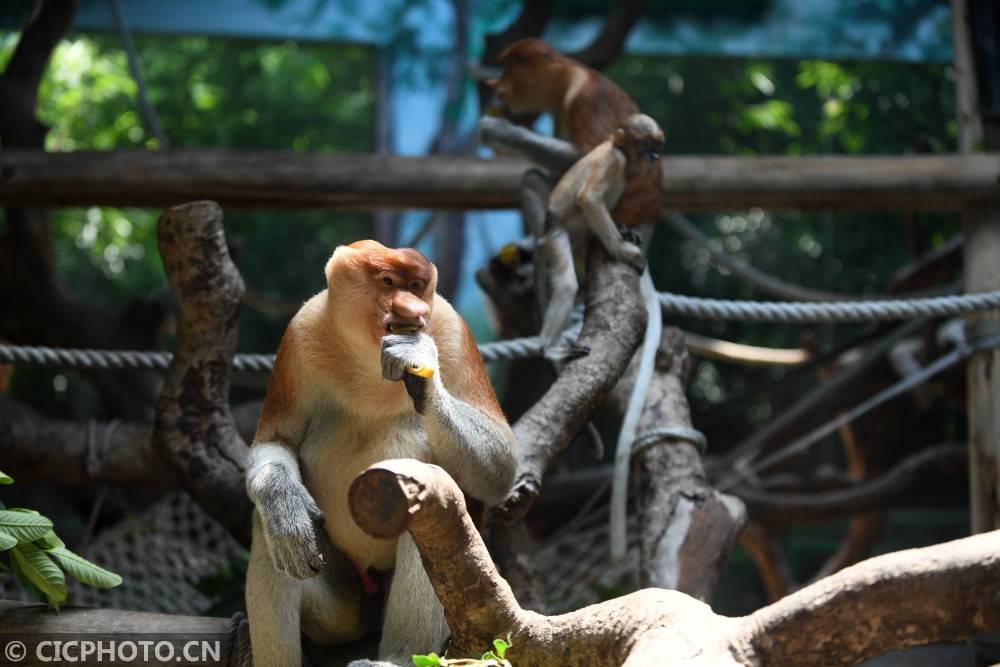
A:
[[606, 54, 959, 433], [0, 474, 122, 609], [412, 634, 512, 666], [0, 32, 376, 412]]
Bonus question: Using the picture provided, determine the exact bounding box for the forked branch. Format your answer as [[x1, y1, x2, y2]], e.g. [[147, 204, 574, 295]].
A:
[[350, 459, 1000, 667]]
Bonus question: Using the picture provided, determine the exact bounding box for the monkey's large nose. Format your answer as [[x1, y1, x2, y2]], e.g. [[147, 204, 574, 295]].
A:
[[391, 291, 429, 320]]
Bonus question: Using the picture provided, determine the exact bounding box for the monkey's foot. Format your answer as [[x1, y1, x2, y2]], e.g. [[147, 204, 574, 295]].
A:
[[543, 342, 590, 364], [616, 222, 644, 247]]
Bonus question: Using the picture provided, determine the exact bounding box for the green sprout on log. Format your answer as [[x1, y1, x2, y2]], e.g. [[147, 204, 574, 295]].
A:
[[412, 634, 513, 667], [0, 470, 122, 610]]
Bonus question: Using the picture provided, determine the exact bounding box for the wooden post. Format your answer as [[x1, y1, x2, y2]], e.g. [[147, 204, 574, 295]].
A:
[[951, 0, 984, 153], [954, 0, 1000, 532], [964, 203, 1000, 532]]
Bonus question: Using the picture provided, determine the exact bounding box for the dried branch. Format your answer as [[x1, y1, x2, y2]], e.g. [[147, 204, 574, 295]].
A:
[[0, 398, 262, 490], [0, 396, 169, 489], [736, 443, 966, 525], [350, 458, 1000, 666], [153, 201, 252, 546], [567, 0, 648, 70], [497, 242, 645, 522]]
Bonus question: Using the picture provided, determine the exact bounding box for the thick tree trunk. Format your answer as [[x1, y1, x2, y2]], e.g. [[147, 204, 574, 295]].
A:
[[608, 328, 745, 600], [153, 201, 252, 546]]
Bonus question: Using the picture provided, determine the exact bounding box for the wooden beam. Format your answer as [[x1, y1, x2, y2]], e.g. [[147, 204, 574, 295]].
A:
[[954, 0, 1000, 534], [3, 150, 1000, 211]]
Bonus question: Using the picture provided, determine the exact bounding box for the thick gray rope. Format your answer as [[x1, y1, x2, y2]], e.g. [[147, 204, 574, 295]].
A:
[[5, 288, 1000, 372], [0, 337, 544, 374], [659, 290, 1000, 323]]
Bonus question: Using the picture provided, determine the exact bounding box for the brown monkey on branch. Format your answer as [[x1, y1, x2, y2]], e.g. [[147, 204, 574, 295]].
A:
[[244, 241, 517, 667], [539, 113, 663, 347], [483, 37, 664, 227], [481, 41, 667, 561], [540, 114, 666, 562]]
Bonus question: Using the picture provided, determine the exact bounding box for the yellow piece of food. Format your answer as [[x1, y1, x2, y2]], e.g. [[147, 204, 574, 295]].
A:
[[498, 243, 520, 269], [407, 365, 435, 378]]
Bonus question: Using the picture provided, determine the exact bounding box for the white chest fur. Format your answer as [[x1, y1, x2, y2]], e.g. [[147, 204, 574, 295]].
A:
[[299, 406, 431, 572]]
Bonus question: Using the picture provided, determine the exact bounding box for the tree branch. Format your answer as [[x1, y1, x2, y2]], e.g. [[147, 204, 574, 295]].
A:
[[0, 396, 169, 488], [608, 327, 745, 600], [743, 530, 1000, 665], [736, 443, 966, 525], [567, 0, 648, 70], [153, 201, 251, 546], [350, 458, 1000, 666], [496, 242, 645, 522]]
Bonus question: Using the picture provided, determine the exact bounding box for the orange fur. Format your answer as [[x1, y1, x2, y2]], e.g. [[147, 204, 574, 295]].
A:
[[490, 38, 664, 226], [252, 240, 511, 570], [491, 38, 639, 152]]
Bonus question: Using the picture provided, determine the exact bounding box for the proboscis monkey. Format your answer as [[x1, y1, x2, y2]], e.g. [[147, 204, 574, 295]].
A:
[[483, 40, 667, 563], [244, 241, 516, 667], [540, 113, 664, 347], [484, 37, 664, 227]]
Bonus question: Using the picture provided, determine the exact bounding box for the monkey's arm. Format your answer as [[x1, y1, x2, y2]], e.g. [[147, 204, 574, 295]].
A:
[[576, 148, 645, 271], [382, 331, 517, 506], [246, 330, 326, 579]]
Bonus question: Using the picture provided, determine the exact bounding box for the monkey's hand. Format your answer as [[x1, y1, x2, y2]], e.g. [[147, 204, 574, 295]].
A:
[[258, 484, 327, 580], [381, 333, 439, 414], [613, 241, 646, 273]]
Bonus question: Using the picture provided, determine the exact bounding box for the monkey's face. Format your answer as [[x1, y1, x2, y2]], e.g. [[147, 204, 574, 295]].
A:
[[617, 114, 665, 164], [490, 39, 561, 112], [326, 240, 437, 349], [631, 136, 664, 163]]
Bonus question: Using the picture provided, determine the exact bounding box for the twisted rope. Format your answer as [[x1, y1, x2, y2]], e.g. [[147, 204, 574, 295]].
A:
[[0, 337, 544, 374], [659, 290, 1000, 323], [4, 290, 999, 373]]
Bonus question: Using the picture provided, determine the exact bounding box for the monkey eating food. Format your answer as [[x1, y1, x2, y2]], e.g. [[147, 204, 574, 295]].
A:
[[244, 240, 517, 667]]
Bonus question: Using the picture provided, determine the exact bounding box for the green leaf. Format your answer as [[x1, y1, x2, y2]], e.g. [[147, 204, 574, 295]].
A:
[[412, 653, 442, 666], [35, 530, 65, 551], [0, 470, 13, 485], [10, 543, 67, 609], [11, 555, 46, 603], [48, 547, 122, 588], [0, 533, 16, 550], [0, 510, 53, 543], [493, 637, 510, 659]]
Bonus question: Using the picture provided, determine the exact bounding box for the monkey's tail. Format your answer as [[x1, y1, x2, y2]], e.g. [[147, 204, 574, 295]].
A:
[[609, 268, 662, 562]]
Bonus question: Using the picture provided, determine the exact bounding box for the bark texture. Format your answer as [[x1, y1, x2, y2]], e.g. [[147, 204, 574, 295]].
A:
[[609, 328, 746, 600], [6, 150, 1000, 210], [498, 242, 646, 521], [153, 201, 252, 546], [349, 458, 1000, 667]]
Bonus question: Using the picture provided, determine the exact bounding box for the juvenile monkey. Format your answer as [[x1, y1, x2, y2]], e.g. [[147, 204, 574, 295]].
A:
[[244, 241, 516, 667], [484, 41, 667, 562], [540, 115, 666, 563], [539, 113, 664, 346]]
